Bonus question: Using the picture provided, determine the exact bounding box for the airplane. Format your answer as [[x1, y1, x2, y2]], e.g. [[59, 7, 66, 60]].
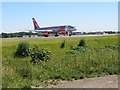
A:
[[32, 18, 77, 37]]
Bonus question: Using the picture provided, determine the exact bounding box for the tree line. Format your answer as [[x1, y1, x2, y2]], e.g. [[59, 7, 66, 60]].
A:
[[0, 32, 42, 38]]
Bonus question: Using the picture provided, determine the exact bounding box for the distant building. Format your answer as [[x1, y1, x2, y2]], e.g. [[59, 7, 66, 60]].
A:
[[23, 35, 38, 38], [103, 32, 108, 35], [30, 35, 38, 37], [103, 31, 117, 34], [95, 32, 109, 35], [73, 32, 82, 35], [95, 32, 104, 34], [23, 35, 30, 38]]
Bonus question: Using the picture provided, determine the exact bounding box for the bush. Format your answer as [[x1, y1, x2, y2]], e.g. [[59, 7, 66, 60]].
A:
[[60, 40, 65, 48], [78, 39, 86, 47], [14, 41, 30, 57], [30, 46, 51, 63]]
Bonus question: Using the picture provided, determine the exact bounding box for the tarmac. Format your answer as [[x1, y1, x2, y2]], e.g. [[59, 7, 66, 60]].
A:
[[2, 34, 118, 39]]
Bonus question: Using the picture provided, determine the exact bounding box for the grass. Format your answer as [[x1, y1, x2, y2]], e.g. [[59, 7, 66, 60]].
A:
[[2, 35, 119, 88]]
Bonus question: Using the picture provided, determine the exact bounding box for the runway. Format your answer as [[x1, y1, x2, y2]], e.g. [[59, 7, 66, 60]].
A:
[[2, 34, 117, 39]]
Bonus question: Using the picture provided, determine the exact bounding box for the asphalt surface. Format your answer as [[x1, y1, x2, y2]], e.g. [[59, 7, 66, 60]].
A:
[[2, 34, 117, 39]]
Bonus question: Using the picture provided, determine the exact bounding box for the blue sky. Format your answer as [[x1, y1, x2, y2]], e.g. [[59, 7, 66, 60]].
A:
[[2, 2, 118, 33]]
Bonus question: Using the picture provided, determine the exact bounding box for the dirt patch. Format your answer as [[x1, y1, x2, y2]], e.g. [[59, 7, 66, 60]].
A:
[[46, 75, 118, 88]]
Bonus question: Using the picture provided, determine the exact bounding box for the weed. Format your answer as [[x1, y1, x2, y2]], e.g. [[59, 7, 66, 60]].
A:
[[78, 39, 86, 47], [60, 40, 66, 48]]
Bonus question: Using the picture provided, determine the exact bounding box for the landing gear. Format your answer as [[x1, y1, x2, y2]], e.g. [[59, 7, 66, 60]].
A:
[[67, 31, 72, 36], [55, 35, 59, 37], [54, 32, 59, 37], [44, 35, 48, 37], [69, 34, 72, 36]]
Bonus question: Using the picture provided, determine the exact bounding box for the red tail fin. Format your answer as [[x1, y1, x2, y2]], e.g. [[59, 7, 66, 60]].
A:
[[32, 18, 40, 29]]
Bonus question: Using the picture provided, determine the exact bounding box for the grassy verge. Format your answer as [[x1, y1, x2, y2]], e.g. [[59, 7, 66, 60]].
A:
[[2, 35, 119, 88]]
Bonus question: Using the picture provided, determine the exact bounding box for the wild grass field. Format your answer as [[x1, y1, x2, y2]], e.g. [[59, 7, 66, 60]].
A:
[[2, 35, 119, 88]]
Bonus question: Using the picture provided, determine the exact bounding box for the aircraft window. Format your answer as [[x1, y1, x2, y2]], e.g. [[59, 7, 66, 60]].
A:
[[68, 26, 74, 28]]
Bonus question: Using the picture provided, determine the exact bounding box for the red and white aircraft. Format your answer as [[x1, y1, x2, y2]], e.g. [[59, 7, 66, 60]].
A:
[[32, 18, 77, 37]]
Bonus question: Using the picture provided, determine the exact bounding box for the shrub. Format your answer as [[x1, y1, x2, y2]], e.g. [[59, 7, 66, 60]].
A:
[[60, 40, 65, 48], [14, 41, 30, 57], [30, 46, 51, 63], [78, 39, 86, 47]]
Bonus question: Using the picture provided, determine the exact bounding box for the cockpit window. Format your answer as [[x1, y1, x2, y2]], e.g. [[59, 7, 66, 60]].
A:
[[68, 26, 74, 28]]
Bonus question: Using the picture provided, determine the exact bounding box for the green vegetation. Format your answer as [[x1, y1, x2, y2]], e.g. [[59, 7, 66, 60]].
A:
[[14, 41, 30, 57], [30, 46, 51, 63], [1, 32, 42, 38], [2, 35, 119, 88], [78, 39, 86, 47], [60, 40, 66, 48]]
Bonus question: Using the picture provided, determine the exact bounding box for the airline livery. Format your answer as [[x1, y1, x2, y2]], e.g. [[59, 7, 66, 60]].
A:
[[32, 18, 77, 37]]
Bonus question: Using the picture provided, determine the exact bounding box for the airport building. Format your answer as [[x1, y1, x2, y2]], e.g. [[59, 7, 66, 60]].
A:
[[23, 35, 38, 38]]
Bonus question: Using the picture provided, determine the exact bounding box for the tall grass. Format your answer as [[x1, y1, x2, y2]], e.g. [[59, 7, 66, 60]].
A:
[[2, 35, 119, 88]]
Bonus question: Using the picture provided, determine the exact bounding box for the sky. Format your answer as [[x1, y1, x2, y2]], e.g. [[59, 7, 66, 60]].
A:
[[2, 2, 118, 33]]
